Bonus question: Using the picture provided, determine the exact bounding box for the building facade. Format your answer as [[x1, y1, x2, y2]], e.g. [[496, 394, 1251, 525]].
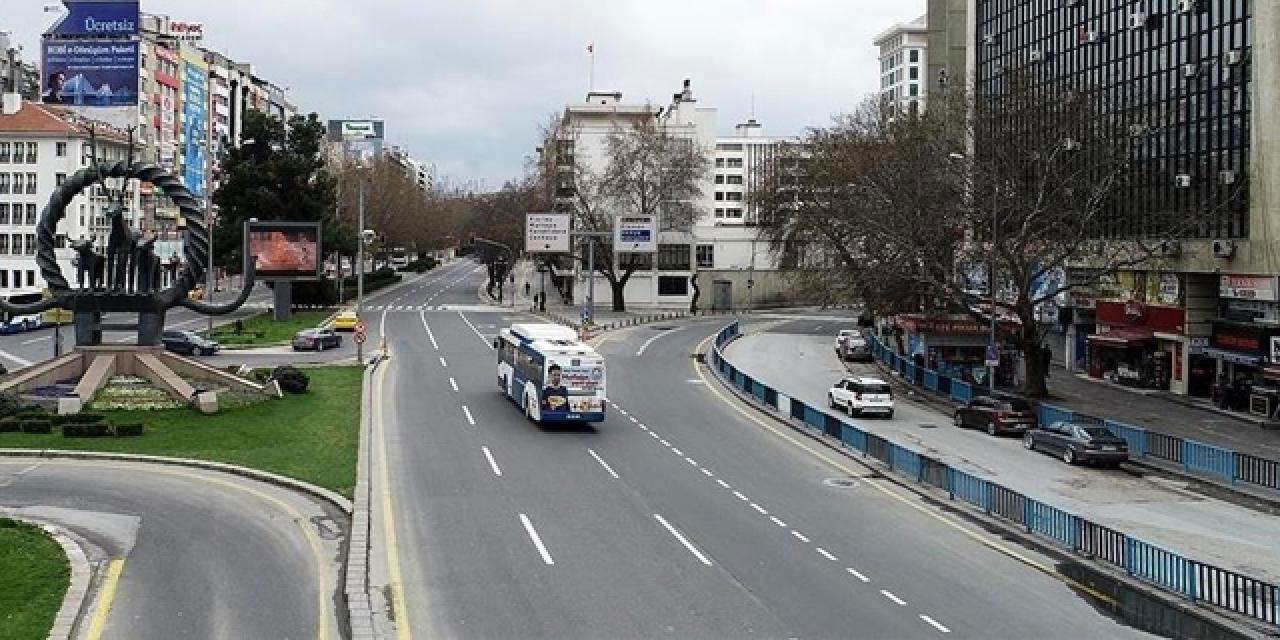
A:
[[973, 0, 1278, 407], [874, 14, 930, 111]]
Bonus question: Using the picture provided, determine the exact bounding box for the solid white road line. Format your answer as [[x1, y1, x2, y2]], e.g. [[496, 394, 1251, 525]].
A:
[[519, 514, 554, 565], [770, 516, 788, 528], [919, 615, 951, 633], [880, 590, 907, 606], [0, 349, 33, 367], [439, 357, 448, 368], [790, 530, 810, 543], [587, 448, 620, 479], [449, 377, 458, 392], [21, 336, 50, 345], [462, 405, 475, 425], [653, 514, 713, 566], [750, 503, 768, 515], [634, 331, 666, 357], [816, 548, 838, 562], [482, 446, 502, 477], [419, 312, 439, 349], [458, 311, 492, 348], [846, 567, 870, 582]]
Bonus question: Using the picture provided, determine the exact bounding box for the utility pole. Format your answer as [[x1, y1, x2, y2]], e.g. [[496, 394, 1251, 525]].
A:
[[357, 181, 365, 365]]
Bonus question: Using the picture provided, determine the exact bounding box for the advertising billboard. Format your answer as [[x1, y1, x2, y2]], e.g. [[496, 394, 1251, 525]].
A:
[[46, 0, 140, 37], [614, 215, 656, 253], [182, 58, 208, 198], [327, 119, 385, 166], [41, 39, 138, 107], [525, 213, 570, 253], [247, 221, 323, 280]]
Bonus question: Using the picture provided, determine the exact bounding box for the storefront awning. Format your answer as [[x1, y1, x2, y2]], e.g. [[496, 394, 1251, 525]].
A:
[[1199, 347, 1261, 366], [1087, 327, 1155, 346]]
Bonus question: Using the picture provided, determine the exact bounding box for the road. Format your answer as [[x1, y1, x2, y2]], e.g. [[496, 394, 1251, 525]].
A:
[[723, 316, 1280, 584], [370, 261, 1155, 639], [0, 457, 345, 639]]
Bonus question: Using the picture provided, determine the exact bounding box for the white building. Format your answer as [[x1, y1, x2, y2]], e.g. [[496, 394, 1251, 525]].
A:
[[874, 14, 930, 112], [0, 93, 141, 293]]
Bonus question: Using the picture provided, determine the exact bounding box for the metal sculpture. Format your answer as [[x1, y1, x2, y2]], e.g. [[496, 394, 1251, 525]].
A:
[[0, 126, 256, 346]]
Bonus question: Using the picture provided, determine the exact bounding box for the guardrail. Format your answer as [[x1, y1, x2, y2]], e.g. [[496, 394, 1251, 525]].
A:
[[866, 334, 1280, 494], [711, 321, 1280, 628]]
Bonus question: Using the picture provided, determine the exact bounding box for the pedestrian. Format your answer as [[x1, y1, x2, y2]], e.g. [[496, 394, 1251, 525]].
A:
[[524, 282, 531, 298], [1041, 343, 1053, 379]]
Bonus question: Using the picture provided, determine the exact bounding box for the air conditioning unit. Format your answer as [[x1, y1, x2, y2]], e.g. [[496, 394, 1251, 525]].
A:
[[1220, 169, 1239, 185], [1226, 49, 1244, 65], [1175, 173, 1192, 188], [1158, 240, 1181, 257], [1129, 12, 1148, 29], [1064, 0, 1081, 5], [983, 33, 998, 47], [1183, 63, 1200, 78], [1177, 0, 1199, 14], [1083, 30, 1101, 43], [1129, 123, 1149, 137], [1062, 138, 1082, 151], [1028, 49, 1043, 62], [1212, 239, 1235, 259]]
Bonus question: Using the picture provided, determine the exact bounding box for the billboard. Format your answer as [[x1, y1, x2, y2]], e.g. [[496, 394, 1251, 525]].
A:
[[526, 213, 570, 253], [614, 215, 656, 253], [247, 221, 323, 280], [42, 39, 138, 107], [182, 58, 208, 198], [46, 0, 140, 37], [327, 119, 385, 165]]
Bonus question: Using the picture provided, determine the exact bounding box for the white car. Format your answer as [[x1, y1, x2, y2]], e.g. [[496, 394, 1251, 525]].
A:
[[835, 329, 859, 354], [828, 376, 895, 418]]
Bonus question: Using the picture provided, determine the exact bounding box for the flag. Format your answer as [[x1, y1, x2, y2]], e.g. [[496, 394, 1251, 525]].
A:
[[587, 43, 594, 53]]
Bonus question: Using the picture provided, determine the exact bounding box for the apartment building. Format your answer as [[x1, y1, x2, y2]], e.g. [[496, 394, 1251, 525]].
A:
[[874, 14, 930, 111]]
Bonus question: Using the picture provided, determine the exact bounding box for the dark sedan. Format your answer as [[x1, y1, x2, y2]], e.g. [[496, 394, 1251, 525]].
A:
[[292, 328, 342, 351], [954, 396, 1038, 435], [1024, 421, 1129, 467], [160, 330, 220, 356]]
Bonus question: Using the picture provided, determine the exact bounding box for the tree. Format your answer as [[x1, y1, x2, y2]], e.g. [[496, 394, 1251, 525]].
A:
[[755, 74, 1243, 397], [545, 115, 709, 311], [212, 110, 340, 272]]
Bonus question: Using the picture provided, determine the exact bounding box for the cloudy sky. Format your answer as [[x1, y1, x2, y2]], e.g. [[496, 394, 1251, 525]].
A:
[[7, 0, 925, 188]]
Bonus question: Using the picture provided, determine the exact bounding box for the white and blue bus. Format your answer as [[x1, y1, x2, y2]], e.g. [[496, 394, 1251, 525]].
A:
[[496, 323, 606, 423]]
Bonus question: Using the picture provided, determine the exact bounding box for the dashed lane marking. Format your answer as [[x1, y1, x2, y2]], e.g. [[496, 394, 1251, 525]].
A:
[[920, 615, 951, 633], [881, 590, 908, 606], [816, 547, 838, 562], [462, 406, 475, 426], [482, 446, 502, 477], [847, 567, 871, 582], [790, 530, 810, 543], [587, 448, 620, 479], [519, 514, 555, 565], [654, 514, 713, 566]]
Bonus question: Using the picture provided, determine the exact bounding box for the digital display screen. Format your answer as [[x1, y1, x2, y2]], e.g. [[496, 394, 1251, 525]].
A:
[[247, 222, 321, 279]]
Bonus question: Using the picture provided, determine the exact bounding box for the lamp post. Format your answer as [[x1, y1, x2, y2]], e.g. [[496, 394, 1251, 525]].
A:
[[357, 181, 366, 365]]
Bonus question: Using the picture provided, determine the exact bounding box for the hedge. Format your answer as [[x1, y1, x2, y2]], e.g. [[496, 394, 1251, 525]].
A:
[[0, 417, 20, 433], [20, 420, 52, 434], [62, 422, 111, 437], [287, 269, 403, 307]]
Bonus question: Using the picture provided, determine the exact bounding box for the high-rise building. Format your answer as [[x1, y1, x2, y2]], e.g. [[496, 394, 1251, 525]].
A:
[[926, 0, 968, 95], [873, 14, 930, 111]]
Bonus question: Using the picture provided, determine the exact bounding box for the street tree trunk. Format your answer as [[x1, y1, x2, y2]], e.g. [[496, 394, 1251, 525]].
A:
[[1018, 310, 1049, 398]]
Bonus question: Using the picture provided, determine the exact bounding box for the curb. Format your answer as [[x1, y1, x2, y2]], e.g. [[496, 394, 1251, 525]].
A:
[[703, 338, 1272, 639], [344, 357, 380, 639], [1, 515, 93, 640]]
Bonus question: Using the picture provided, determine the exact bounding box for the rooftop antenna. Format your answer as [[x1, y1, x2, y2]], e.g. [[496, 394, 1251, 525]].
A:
[[750, 92, 755, 118]]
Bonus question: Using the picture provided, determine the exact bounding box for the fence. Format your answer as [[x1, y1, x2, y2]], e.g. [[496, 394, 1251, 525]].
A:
[[860, 333, 1280, 494], [710, 321, 1279, 628]]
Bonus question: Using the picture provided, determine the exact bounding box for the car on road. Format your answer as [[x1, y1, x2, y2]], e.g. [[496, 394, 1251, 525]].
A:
[[834, 329, 858, 355], [837, 333, 872, 362], [160, 330, 220, 356], [332, 311, 359, 331], [1024, 420, 1129, 467], [828, 376, 894, 418], [954, 396, 1038, 435], [292, 328, 343, 351]]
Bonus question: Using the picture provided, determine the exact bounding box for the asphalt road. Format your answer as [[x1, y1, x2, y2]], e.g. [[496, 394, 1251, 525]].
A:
[[0, 457, 346, 640], [370, 263, 1156, 639], [724, 317, 1280, 584]]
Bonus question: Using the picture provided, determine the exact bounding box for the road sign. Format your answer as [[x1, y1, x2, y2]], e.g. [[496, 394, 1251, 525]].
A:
[[355, 320, 366, 333], [355, 329, 367, 344], [984, 345, 999, 367], [526, 212, 571, 253]]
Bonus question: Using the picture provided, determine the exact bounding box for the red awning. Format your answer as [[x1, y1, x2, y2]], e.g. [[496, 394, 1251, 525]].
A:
[[1087, 327, 1156, 346]]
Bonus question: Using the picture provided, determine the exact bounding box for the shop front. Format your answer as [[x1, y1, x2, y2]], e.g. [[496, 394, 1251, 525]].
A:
[[1087, 299, 1183, 391], [1207, 275, 1280, 414], [897, 314, 1019, 387]]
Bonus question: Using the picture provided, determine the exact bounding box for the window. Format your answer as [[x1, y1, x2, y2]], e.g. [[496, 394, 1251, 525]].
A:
[[25, 270, 35, 286], [657, 244, 690, 271], [908, 84, 919, 97], [715, 175, 725, 184], [11, 143, 22, 163], [0, 270, 7, 287], [78, 204, 85, 227], [25, 173, 35, 194], [909, 66, 919, 80], [10, 174, 21, 194], [725, 192, 743, 202], [56, 173, 66, 187], [55, 142, 67, 157], [714, 192, 724, 201], [725, 208, 744, 219], [24, 234, 36, 256], [714, 208, 725, 218], [25, 204, 36, 225], [726, 175, 743, 185], [658, 276, 688, 296], [696, 244, 714, 268], [0, 142, 8, 163], [0, 204, 6, 224], [910, 49, 919, 63], [0, 234, 7, 254], [9, 270, 16, 288], [25, 144, 36, 163], [714, 158, 725, 168], [726, 158, 743, 169], [9, 236, 18, 255]]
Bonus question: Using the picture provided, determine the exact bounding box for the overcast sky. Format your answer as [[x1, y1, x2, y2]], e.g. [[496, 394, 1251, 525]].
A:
[[6, 0, 925, 189]]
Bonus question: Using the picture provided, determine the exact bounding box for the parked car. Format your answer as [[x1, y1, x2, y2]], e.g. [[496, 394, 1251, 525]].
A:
[[332, 310, 359, 331], [161, 330, 220, 356], [834, 329, 858, 355], [954, 396, 1038, 435], [292, 328, 343, 351], [840, 335, 872, 362], [1024, 420, 1129, 467], [828, 376, 894, 418]]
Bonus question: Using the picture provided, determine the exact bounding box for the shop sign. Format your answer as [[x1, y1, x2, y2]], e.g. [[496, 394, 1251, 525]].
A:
[[1226, 299, 1280, 324], [1157, 274, 1181, 306], [1220, 275, 1279, 301], [899, 316, 991, 336], [1211, 323, 1264, 354], [1096, 300, 1185, 333]]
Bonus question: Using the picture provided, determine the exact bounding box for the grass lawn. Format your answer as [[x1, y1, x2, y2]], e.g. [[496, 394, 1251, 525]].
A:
[[201, 310, 334, 346], [0, 366, 363, 498], [0, 518, 69, 640]]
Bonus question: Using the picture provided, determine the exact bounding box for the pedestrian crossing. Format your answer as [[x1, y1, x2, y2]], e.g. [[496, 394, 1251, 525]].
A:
[[360, 303, 510, 313]]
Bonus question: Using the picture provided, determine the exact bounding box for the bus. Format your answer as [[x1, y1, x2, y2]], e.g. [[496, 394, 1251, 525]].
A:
[[0, 290, 45, 334], [496, 323, 606, 423]]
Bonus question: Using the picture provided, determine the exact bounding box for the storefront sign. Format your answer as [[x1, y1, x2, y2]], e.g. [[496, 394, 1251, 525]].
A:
[[1096, 300, 1184, 333], [899, 316, 991, 336], [1212, 323, 1264, 354], [1157, 274, 1181, 306], [1220, 275, 1279, 301], [1225, 299, 1280, 325]]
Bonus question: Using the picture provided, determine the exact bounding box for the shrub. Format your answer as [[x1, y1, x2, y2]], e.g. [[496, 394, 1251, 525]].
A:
[[20, 419, 52, 434], [0, 391, 24, 418], [250, 369, 273, 384], [272, 366, 310, 393], [51, 413, 107, 426], [113, 423, 144, 437], [0, 416, 20, 433], [62, 422, 111, 437]]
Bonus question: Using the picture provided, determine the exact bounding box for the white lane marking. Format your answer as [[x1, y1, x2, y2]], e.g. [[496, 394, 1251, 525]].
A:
[[659, 439, 671, 447], [671, 448, 684, 456], [449, 377, 458, 392], [482, 446, 502, 476], [880, 590, 907, 606], [649, 432, 660, 439], [700, 468, 714, 477], [462, 405, 475, 425], [653, 514, 713, 566], [733, 491, 749, 501], [684, 457, 698, 466], [634, 331, 666, 357], [380, 308, 389, 336], [847, 567, 871, 582], [920, 615, 951, 633], [519, 514, 554, 565], [816, 548, 838, 562], [0, 349, 33, 367], [750, 503, 768, 515], [791, 530, 810, 543], [770, 516, 788, 528], [715, 479, 731, 489], [440, 357, 448, 368], [458, 311, 492, 348], [587, 448, 620, 479], [615, 407, 627, 415], [637, 424, 649, 431], [419, 311, 439, 349], [628, 416, 638, 423], [21, 336, 50, 345]]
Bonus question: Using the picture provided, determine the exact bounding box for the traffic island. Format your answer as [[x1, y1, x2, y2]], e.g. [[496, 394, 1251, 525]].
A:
[[0, 517, 70, 640], [201, 310, 337, 348]]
